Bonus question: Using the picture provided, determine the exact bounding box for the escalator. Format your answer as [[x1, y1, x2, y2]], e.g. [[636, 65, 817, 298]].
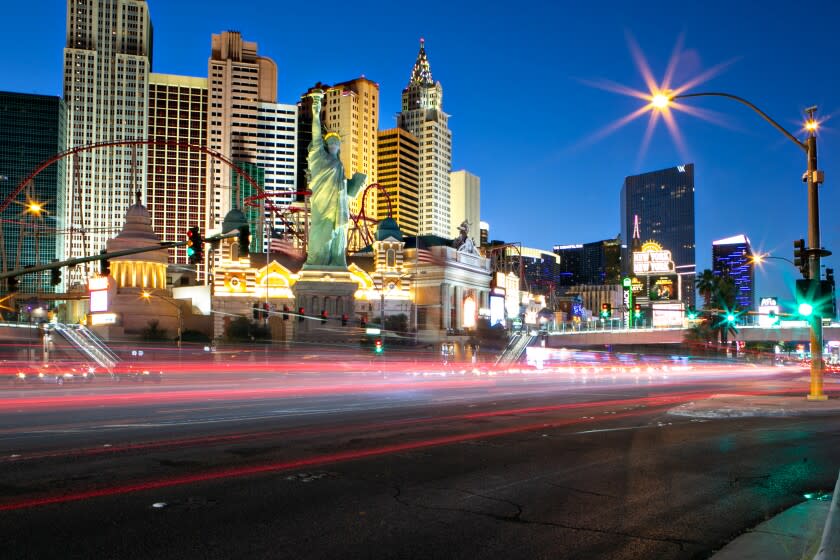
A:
[[50, 323, 119, 371], [495, 332, 537, 365]]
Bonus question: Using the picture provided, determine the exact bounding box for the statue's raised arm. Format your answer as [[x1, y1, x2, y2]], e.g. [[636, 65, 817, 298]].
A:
[[310, 90, 324, 149]]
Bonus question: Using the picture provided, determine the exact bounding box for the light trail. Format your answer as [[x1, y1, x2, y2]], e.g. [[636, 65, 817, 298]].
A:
[[0, 385, 816, 465], [0, 404, 681, 512]]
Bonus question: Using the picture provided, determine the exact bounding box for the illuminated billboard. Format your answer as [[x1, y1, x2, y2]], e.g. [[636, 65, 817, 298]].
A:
[[652, 302, 684, 327], [758, 296, 780, 328], [633, 241, 675, 276], [490, 295, 505, 327], [649, 276, 676, 301]]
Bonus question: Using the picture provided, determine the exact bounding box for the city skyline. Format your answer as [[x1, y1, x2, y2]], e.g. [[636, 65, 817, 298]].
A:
[[1, 0, 839, 301]]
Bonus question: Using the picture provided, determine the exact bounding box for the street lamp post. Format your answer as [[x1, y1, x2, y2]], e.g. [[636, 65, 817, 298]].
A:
[[656, 91, 827, 400]]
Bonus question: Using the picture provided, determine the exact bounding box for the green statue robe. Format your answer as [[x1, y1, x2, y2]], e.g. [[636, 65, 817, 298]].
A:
[[305, 105, 365, 268]]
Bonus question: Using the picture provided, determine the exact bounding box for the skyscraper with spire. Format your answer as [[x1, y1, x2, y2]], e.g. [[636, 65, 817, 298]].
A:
[[60, 0, 153, 281], [397, 39, 452, 239]]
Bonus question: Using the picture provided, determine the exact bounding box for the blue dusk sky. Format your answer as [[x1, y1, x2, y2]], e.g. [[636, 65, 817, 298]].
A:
[[2, 0, 839, 301]]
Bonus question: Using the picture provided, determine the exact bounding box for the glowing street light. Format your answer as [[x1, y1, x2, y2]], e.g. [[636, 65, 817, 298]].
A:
[[643, 88, 827, 401], [651, 92, 671, 109], [592, 37, 828, 399], [750, 252, 795, 268]]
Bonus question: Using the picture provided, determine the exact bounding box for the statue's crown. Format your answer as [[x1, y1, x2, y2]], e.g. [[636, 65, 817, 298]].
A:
[[324, 131, 341, 142]]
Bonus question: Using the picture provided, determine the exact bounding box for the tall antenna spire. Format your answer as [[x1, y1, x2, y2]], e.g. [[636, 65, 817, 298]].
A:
[[632, 214, 642, 253], [408, 37, 434, 86]]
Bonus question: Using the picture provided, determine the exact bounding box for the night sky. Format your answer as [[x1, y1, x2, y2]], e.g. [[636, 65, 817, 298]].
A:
[[3, 0, 839, 301]]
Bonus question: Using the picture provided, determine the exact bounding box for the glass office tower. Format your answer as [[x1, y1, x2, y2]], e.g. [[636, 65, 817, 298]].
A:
[[621, 164, 696, 307]]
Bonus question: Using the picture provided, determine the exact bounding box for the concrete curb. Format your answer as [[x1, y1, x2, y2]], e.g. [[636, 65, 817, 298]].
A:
[[709, 500, 830, 559], [814, 469, 840, 560], [668, 394, 840, 419]]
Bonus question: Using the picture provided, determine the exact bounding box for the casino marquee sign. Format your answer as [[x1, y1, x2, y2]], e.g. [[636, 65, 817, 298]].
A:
[[633, 241, 675, 276]]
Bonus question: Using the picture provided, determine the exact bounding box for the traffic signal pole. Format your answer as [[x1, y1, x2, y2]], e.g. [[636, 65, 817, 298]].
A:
[[0, 229, 241, 281], [805, 118, 826, 401]]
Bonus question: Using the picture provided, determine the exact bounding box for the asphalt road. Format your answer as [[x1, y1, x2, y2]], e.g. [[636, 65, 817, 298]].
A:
[[1, 360, 839, 559]]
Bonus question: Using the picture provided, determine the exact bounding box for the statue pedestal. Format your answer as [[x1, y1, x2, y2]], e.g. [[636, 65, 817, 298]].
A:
[[293, 269, 359, 343]]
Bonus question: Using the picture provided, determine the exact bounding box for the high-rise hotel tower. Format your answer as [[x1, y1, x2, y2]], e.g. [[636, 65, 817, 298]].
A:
[[206, 31, 297, 249], [60, 0, 153, 279], [397, 39, 452, 238]]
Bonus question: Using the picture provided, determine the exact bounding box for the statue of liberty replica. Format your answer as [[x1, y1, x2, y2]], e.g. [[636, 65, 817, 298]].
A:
[[304, 90, 366, 269]]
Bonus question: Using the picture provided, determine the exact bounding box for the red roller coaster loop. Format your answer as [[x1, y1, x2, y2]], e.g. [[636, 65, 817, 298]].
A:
[[1, 138, 307, 246], [349, 182, 393, 249]]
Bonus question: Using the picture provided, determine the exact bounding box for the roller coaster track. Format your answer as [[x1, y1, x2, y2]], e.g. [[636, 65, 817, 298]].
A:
[[2, 138, 396, 269]]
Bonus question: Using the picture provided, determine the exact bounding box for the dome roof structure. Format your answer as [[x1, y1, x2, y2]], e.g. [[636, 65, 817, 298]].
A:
[[105, 193, 168, 264], [222, 207, 248, 234], [375, 217, 403, 242]]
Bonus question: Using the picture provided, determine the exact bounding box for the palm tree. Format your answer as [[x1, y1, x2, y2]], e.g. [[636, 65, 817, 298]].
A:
[[714, 274, 739, 344], [693, 269, 741, 346], [695, 269, 717, 308]]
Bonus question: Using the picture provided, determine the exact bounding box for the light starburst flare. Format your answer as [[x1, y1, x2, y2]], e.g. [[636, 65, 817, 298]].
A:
[[579, 33, 738, 163]]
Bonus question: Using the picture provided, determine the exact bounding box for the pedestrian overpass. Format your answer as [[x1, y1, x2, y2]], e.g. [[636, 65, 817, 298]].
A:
[[542, 324, 840, 347]]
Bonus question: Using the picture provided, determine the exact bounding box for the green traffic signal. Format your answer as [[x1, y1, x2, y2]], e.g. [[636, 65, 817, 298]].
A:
[[725, 313, 736, 323], [794, 278, 832, 319]]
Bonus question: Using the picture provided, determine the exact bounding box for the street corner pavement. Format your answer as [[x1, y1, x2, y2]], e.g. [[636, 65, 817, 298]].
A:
[[667, 393, 840, 418], [708, 499, 830, 560]]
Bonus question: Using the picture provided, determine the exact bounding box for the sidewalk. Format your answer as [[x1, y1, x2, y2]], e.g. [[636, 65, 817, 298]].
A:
[[709, 499, 830, 559], [668, 395, 840, 559], [669, 392, 840, 418]]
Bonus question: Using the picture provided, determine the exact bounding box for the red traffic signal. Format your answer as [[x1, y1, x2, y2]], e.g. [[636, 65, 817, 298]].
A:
[[320, 310, 327, 324], [374, 338, 383, 353]]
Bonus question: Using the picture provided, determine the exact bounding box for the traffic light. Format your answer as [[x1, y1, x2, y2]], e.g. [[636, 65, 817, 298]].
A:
[[50, 261, 61, 287], [793, 238, 809, 278], [7, 276, 18, 293], [252, 303, 260, 320], [374, 338, 383, 354], [795, 278, 832, 319], [100, 250, 111, 276], [341, 313, 348, 326], [282, 305, 289, 321], [686, 307, 698, 320], [186, 227, 203, 264], [633, 303, 642, 319], [186, 228, 196, 262], [600, 303, 611, 319], [263, 303, 270, 320], [298, 307, 305, 322], [725, 312, 737, 324], [321, 310, 327, 324], [238, 225, 250, 256]]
